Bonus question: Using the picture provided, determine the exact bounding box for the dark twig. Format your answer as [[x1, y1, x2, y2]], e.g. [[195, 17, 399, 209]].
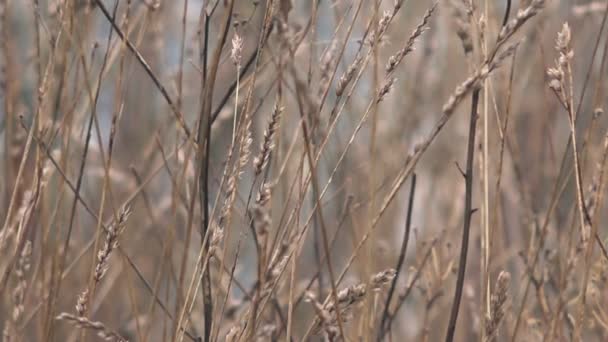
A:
[[445, 88, 480, 342], [92, 0, 193, 140], [199, 9, 213, 342], [380, 238, 439, 340], [502, 0, 511, 27], [196, 2, 235, 340], [379, 174, 417, 335]]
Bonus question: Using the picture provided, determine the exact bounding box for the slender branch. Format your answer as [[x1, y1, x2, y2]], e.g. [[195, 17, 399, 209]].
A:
[[379, 173, 417, 334], [502, 0, 511, 27], [445, 88, 480, 342], [196, 2, 235, 340], [92, 0, 193, 140], [380, 238, 439, 340], [199, 10, 213, 342]]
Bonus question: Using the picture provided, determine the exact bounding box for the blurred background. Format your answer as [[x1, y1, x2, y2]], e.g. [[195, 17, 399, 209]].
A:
[[1, 0, 608, 341]]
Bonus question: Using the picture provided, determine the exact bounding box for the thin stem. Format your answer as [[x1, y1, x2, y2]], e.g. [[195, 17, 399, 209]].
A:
[[445, 88, 480, 342], [379, 174, 417, 335]]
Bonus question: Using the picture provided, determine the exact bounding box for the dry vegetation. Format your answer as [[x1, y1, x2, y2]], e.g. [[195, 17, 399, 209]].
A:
[[1, 0, 608, 341]]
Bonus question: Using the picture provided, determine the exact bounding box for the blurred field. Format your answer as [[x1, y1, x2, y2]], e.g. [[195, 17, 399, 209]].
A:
[[1, 0, 608, 341]]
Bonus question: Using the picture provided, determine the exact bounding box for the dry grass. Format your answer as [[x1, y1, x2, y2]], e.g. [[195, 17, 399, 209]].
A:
[[1, 0, 608, 341]]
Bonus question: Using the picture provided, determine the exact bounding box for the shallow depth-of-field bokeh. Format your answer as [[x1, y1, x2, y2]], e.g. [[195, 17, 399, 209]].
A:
[[1, 0, 608, 341]]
